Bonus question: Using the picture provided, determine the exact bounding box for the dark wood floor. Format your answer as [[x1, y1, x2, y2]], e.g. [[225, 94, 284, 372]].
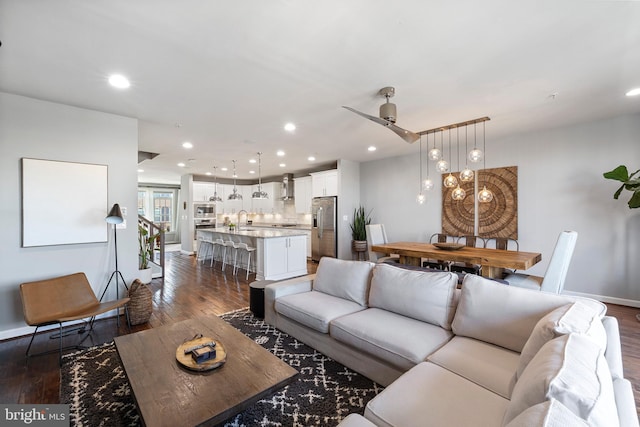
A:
[[1, 252, 638, 415]]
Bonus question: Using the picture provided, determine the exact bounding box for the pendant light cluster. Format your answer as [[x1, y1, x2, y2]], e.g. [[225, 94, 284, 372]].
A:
[[416, 117, 493, 204]]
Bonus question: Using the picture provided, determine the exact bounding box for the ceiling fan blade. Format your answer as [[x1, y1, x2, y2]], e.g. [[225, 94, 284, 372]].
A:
[[342, 106, 420, 144]]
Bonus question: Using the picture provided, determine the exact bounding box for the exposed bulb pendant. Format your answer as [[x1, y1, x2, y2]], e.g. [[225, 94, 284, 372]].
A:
[[460, 167, 474, 182], [210, 166, 223, 202], [416, 193, 426, 204], [468, 123, 483, 163], [477, 122, 494, 203], [428, 147, 442, 161], [436, 159, 449, 172], [452, 185, 466, 201], [228, 160, 243, 200], [251, 152, 268, 199], [423, 178, 434, 191], [478, 185, 494, 203], [443, 173, 457, 188], [417, 136, 426, 204]]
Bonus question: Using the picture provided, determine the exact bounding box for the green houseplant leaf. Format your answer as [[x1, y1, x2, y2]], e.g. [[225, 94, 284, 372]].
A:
[[603, 165, 640, 209], [139, 224, 159, 269], [349, 206, 372, 241]]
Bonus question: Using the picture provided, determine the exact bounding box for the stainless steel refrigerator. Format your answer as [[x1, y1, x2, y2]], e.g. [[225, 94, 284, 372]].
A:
[[311, 196, 337, 261]]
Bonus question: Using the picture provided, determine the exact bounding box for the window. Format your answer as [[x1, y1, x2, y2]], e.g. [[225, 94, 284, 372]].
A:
[[153, 191, 173, 232]]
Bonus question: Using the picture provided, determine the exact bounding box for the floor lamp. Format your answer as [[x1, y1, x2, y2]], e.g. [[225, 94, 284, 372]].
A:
[[101, 203, 128, 327]]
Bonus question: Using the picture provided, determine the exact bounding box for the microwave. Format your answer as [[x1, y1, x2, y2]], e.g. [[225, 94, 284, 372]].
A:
[[195, 204, 215, 218]]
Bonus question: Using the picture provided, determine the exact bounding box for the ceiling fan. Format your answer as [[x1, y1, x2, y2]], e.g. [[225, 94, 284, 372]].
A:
[[343, 87, 420, 144]]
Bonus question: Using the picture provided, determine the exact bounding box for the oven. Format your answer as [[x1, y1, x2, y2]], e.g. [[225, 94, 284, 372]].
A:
[[194, 218, 216, 239]]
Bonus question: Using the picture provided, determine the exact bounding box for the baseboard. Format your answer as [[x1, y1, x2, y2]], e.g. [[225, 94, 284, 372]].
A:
[[0, 311, 118, 342], [563, 291, 640, 308]]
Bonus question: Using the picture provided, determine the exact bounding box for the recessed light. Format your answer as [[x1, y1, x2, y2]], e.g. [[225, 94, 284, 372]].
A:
[[249, 170, 256, 174], [249, 159, 257, 164], [308, 156, 316, 161], [368, 146, 377, 152], [279, 163, 286, 167], [205, 172, 212, 176], [626, 87, 640, 97], [221, 167, 228, 172], [284, 123, 296, 132], [108, 74, 130, 89], [277, 150, 285, 157], [177, 162, 186, 167], [137, 169, 144, 173], [182, 141, 193, 149]]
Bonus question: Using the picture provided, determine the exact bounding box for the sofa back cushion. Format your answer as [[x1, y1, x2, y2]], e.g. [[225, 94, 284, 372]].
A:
[[516, 301, 607, 379], [369, 263, 458, 329], [312, 257, 374, 307], [451, 275, 606, 352], [504, 334, 618, 426]]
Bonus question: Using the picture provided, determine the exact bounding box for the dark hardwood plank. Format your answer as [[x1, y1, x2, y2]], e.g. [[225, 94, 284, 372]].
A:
[[0, 251, 637, 418]]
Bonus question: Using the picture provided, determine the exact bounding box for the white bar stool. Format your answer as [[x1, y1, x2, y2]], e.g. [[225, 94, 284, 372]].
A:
[[234, 242, 257, 279], [209, 232, 225, 267], [196, 235, 214, 264], [221, 238, 238, 272]]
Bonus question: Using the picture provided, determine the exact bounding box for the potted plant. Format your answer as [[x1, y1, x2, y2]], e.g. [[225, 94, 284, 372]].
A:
[[138, 224, 159, 284], [350, 206, 372, 255], [603, 165, 640, 209]]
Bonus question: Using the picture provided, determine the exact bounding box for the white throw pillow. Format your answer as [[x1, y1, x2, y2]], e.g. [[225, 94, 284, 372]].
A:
[[369, 263, 458, 329], [504, 334, 619, 426], [505, 399, 589, 427], [516, 302, 607, 378], [312, 257, 374, 306]]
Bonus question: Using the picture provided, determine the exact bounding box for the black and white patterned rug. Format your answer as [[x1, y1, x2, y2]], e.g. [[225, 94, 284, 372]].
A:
[[60, 309, 383, 426]]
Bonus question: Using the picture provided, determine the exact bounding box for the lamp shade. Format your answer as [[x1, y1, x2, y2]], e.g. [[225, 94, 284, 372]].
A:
[[106, 203, 124, 224]]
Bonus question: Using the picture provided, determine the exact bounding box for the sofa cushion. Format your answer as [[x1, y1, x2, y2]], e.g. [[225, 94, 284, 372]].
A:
[[428, 336, 519, 399], [275, 291, 365, 333], [369, 263, 458, 329], [365, 362, 509, 427], [504, 334, 619, 426], [452, 275, 606, 352], [505, 399, 589, 427], [312, 257, 374, 307], [330, 308, 453, 370], [336, 414, 378, 427], [517, 302, 607, 379]]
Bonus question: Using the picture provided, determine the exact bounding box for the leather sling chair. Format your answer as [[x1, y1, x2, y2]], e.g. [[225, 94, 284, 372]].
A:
[[20, 272, 130, 364]]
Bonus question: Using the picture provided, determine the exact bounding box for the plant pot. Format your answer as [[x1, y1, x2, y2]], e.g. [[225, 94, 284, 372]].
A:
[[138, 267, 153, 285], [352, 240, 367, 252], [128, 279, 153, 325]]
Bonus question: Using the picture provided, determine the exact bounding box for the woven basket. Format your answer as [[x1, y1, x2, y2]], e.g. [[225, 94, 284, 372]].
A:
[[127, 279, 152, 325]]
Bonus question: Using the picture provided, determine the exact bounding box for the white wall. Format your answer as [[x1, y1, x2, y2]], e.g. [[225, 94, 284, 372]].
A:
[[337, 159, 361, 259], [0, 93, 139, 339], [361, 113, 640, 304]]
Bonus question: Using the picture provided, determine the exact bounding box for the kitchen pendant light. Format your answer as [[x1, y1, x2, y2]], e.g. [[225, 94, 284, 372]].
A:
[[228, 160, 243, 200], [210, 166, 223, 202], [477, 121, 494, 203], [251, 152, 268, 199], [459, 126, 475, 182]]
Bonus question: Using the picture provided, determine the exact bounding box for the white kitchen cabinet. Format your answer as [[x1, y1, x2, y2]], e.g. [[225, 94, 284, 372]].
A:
[[193, 182, 215, 202], [294, 176, 312, 213], [310, 170, 338, 197], [260, 235, 308, 280], [250, 182, 278, 214]]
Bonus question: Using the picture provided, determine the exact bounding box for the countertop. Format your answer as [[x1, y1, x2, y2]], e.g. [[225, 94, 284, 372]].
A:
[[199, 227, 309, 239]]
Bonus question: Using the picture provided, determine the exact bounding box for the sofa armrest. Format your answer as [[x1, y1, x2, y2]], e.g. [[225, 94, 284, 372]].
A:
[[602, 316, 624, 379], [264, 274, 315, 326], [613, 378, 640, 427]]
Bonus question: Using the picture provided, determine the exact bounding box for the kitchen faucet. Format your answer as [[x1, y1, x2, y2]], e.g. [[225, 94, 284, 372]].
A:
[[237, 210, 248, 228]]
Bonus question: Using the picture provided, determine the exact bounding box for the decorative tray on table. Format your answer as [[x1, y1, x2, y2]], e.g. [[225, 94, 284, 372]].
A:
[[433, 243, 465, 251], [176, 335, 226, 372]]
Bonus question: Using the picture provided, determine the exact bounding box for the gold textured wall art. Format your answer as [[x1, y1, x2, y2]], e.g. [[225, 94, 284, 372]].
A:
[[478, 166, 518, 239], [442, 173, 475, 236]]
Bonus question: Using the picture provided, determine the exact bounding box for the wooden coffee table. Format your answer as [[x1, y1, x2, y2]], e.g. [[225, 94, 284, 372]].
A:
[[114, 315, 298, 426]]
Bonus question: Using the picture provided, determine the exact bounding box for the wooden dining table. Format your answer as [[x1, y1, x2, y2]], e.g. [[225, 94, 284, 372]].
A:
[[371, 242, 542, 279]]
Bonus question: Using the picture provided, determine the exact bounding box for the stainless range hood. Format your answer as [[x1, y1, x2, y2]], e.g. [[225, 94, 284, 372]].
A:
[[282, 174, 294, 200]]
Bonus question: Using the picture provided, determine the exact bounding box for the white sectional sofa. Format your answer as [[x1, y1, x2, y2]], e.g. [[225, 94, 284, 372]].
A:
[[264, 257, 638, 427]]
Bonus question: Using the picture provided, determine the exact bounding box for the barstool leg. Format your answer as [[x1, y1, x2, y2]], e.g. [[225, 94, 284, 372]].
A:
[[246, 252, 251, 280]]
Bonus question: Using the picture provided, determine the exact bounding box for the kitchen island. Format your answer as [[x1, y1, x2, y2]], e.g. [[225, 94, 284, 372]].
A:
[[197, 228, 308, 281]]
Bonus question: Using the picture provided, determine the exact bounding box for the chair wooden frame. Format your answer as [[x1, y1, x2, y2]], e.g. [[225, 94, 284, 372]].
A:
[[20, 272, 130, 364]]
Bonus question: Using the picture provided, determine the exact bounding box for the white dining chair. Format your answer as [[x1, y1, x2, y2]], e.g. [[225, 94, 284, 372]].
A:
[[365, 224, 399, 263], [504, 230, 578, 294]]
